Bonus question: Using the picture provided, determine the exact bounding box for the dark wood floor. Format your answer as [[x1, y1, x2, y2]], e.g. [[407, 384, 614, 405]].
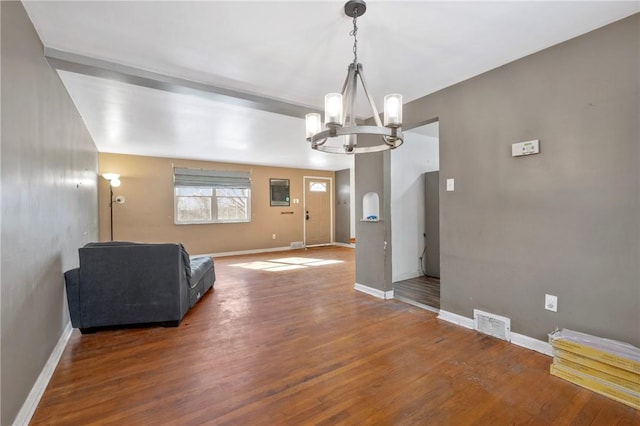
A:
[[31, 246, 638, 425], [393, 275, 440, 310]]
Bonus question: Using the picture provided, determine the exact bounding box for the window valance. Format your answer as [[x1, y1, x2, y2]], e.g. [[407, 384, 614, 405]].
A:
[[173, 167, 251, 188]]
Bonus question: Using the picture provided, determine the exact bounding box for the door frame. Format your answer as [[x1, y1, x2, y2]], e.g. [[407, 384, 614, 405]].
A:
[[303, 176, 334, 246]]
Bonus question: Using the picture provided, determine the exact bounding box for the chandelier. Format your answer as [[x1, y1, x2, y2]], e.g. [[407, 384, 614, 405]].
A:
[[305, 0, 403, 154]]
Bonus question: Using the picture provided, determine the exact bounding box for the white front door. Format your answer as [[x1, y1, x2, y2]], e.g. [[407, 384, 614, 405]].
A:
[[304, 177, 332, 246]]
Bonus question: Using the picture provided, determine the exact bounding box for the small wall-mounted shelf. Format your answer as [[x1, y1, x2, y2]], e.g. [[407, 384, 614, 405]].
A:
[[362, 192, 380, 221]]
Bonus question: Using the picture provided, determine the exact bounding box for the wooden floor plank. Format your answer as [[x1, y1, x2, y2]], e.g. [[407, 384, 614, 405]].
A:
[[394, 275, 440, 309], [30, 247, 639, 425]]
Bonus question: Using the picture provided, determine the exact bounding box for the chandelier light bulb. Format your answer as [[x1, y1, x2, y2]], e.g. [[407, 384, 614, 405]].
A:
[[305, 113, 322, 140], [324, 93, 343, 126], [384, 94, 403, 128]]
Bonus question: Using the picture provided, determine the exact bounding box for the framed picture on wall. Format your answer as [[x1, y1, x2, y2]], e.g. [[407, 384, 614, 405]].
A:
[[270, 178, 290, 206]]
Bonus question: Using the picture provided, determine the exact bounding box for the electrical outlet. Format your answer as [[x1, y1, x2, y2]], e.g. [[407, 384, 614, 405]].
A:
[[272, 234, 276, 240], [545, 294, 558, 312]]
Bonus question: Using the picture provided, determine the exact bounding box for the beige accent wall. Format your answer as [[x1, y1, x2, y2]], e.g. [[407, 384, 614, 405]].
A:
[[99, 153, 335, 255]]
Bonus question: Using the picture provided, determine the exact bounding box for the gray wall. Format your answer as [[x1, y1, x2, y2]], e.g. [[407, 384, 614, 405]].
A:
[[1, 2, 98, 424], [355, 145, 392, 292], [335, 168, 352, 244], [402, 14, 639, 345]]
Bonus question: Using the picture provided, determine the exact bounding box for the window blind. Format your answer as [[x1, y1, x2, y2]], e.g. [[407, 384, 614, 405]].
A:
[[173, 167, 251, 188]]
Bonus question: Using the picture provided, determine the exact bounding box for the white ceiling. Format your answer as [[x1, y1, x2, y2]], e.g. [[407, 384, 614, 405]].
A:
[[23, 1, 639, 171]]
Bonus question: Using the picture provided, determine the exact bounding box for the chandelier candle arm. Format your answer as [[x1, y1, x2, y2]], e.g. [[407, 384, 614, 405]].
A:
[[305, 0, 404, 154], [339, 64, 357, 128], [344, 65, 359, 152], [347, 65, 358, 127], [355, 64, 383, 127]]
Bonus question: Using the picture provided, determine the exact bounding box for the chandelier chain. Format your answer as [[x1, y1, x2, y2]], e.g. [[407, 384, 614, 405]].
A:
[[349, 7, 359, 65]]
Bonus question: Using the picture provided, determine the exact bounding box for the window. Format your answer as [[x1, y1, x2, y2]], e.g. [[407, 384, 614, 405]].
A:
[[175, 187, 213, 222], [309, 182, 327, 192], [174, 168, 251, 224], [215, 188, 250, 221]]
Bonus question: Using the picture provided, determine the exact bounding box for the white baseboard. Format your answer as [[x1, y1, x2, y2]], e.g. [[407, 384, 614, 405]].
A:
[[201, 246, 297, 258], [511, 331, 553, 356], [354, 283, 394, 300], [393, 295, 440, 314], [333, 242, 356, 249], [14, 322, 73, 425], [437, 310, 474, 329], [437, 310, 551, 356]]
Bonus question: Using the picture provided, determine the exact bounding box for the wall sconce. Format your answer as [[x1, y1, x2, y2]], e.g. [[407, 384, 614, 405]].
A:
[[102, 173, 122, 241]]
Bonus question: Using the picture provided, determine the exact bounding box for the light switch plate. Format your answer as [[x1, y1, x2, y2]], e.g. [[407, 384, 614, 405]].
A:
[[446, 178, 455, 192], [545, 294, 558, 312]]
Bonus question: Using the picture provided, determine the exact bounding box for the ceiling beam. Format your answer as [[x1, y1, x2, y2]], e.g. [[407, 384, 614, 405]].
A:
[[44, 47, 320, 119]]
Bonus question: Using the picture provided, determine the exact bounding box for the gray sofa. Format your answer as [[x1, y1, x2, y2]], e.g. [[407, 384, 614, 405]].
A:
[[65, 241, 215, 333]]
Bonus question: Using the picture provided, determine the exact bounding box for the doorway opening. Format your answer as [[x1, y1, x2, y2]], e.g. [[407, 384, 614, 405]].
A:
[[390, 121, 440, 312]]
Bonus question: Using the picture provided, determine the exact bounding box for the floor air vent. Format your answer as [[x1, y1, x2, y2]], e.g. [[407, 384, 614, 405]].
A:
[[290, 241, 304, 249], [473, 309, 511, 342]]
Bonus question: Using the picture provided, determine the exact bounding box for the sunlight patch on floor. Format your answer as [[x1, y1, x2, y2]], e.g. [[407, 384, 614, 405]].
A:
[[230, 257, 344, 272], [303, 260, 343, 266], [270, 257, 316, 264], [229, 261, 279, 270], [266, 264, 307, 272]]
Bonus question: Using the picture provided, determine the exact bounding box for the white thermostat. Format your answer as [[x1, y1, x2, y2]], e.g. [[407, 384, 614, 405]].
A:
[[512, 139, 540, 157]]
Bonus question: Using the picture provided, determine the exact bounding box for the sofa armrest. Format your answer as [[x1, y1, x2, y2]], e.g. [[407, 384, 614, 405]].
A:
[[64, 268, 81, 327], [189, 256, 213, 288]]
